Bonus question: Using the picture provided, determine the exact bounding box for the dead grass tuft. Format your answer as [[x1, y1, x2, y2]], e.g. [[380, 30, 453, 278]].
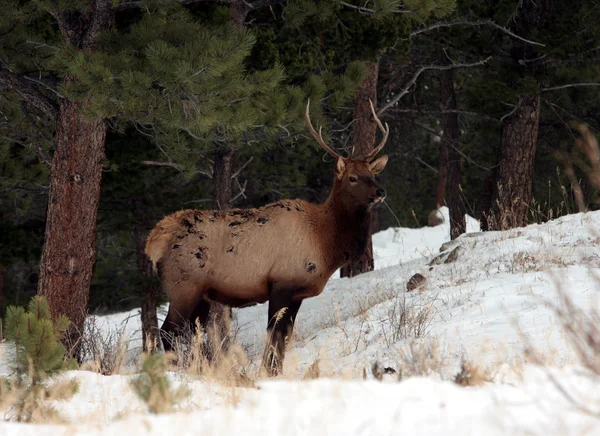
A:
[[382, 290, 434, 346], [396, 339, 446, 381], [167, 315, 256, 388], [454, 360, 493, 387]]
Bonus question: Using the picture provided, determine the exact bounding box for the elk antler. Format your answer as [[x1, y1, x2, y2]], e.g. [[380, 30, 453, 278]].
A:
[[305, 99, 342, 160], [353, 99, 390, 161]]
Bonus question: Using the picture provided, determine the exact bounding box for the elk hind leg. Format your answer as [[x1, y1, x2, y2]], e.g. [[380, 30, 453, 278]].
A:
[[262, 287, 302, 376]]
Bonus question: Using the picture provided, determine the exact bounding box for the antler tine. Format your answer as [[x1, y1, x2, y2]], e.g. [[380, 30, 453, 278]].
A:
[[305, 99, 341, 160], [367, 99, 389, 159], [355, 99, 390, 160]]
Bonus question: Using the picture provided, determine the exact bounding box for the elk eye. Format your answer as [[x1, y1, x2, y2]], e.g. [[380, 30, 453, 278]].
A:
[[349, 176, 358, 183]]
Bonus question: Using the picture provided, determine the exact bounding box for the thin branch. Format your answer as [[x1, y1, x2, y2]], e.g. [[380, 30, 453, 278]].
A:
[[412, 120, 494, 171], [231, 156, 253, 180], [411, 19, 545, 47], [542, 83, 600, 92], [140, 160, 183, 170], [542, 98, 597, 134], [140, 160, 213, 178], [114, 0, 283, 12], [25, 40, 60, 51], [0, 69, 58, 119], [231, 179, 248, 204], [378, 57, 492, 116], [390, 107, 499, 122], [500, 102, 519, 122], [416, 157, 439, 174], [339, 1, 411, 14], [23, 76, 64, 99]]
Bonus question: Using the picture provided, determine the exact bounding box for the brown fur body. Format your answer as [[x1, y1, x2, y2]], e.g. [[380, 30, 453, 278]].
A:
[[146, 194, 370, 310]]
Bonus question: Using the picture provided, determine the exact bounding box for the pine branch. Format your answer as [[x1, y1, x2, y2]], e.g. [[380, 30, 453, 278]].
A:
[[411, 19, 546, 47], [0, 69, 58, 119], [378, 57, 492, 116], [542, 83, 600, 92], [338, 1, 411, 14]]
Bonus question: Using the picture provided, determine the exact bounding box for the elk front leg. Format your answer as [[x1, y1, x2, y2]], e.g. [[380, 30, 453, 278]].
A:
[[262, 288, 302, 376]]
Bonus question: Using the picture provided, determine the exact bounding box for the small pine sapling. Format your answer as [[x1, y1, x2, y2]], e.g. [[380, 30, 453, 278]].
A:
[[4, 296, 76, 382], [130, 353, 189, 414], [1, 296, 78, 422]]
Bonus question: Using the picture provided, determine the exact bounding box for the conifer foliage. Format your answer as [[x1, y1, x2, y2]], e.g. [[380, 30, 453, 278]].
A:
[[130, 353, 189, 414], [1, 295, 78, 423], [4, 296, 74, 381]]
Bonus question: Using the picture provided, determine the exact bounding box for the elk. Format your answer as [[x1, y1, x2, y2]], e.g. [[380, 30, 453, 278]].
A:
[[145, 100, 389, 375]]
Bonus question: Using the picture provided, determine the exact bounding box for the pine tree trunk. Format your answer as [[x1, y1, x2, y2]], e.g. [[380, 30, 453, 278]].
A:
[[209, 145, 234, 350], [133, 201, 159, 352], [340, 59, 379, 278], [213, 146, 235, 211], [38, 100, 106, 354], [481, 93, 540, 231], [0, 265, 4, 319], [440, 69, 466, 239], [435, 140, 447, 209]]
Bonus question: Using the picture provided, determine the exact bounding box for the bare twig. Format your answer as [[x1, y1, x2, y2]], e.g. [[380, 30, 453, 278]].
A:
[[542, 83, 600, 92], [23, 76, 64, 99], [378, 57, 492, 115], [0, 69, 58, 119], [500, 102, 519, 122], [338, 1, 411, 14], [411, 19, 546, 47], [232, 179, 248, 203], [390, 107, 499, 122], [140, 160, 183, 170], [25, 40, 60, 51], [231, 156, 253, 180]]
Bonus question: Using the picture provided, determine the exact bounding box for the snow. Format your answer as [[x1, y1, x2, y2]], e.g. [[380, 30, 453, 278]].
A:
[[1, 206, 600, 434]]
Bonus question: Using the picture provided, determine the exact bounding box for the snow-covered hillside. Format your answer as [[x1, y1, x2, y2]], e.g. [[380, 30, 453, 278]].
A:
[[1, 207, 600, 435]]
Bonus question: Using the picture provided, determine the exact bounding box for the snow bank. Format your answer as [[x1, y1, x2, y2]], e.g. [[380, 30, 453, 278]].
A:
[[2, 209, 600, 435]]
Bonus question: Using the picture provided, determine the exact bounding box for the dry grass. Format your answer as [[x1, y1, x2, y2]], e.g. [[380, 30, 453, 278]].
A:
[[0, 369, 78, 423], [167, 315, 256, 388], [381, 289, 434, 347], [521, 124, 600, 416], [395, 338, 447, 381], [454, 360, 493, 387]]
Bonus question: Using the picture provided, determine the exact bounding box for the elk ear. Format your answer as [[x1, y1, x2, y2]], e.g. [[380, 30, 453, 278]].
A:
[[369, 155, 388, 174], [335, 157, 346, 180]]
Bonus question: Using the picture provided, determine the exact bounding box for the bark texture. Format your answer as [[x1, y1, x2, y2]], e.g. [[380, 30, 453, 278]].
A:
[[133, 202, 159, 352], [340, 59, 379, 278], [37, 100, 107, 352], [481, 93, 541, 231], [213, 146, 235, 211], [440, 68, 466, 239]]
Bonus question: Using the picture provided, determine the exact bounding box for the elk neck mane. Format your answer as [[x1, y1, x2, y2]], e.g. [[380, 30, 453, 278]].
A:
[[316, 176, 372, 269]]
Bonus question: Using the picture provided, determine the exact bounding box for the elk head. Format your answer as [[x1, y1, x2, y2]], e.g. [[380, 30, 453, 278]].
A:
[[305, 99, 389, 210]]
